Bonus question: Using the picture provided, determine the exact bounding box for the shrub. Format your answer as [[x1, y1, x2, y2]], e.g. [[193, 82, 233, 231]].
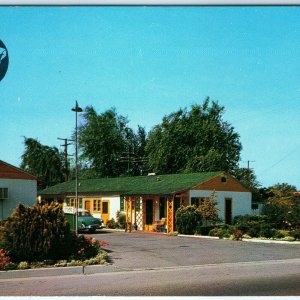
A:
[[222, 224, 237, 235], [71, 236, 100, 261], [18, 261, 29, 270], [196, 225, 215, 235], [258, 224, 275, 238], [232, 230, 243, 241], [116, 211, 126, 229], [0, 248, 11, 270], [175, 206, 202, 235], [2, 203, 75, 262], [208, 227, 222, 237], [234, 214, 269, 237], [106, 218, 117, 229], [289, 229, 300, 240], [272, 230, 285, 239]]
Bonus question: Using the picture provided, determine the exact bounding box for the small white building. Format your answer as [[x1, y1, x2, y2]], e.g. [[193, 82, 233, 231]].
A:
[[0, 160, 37, 220]]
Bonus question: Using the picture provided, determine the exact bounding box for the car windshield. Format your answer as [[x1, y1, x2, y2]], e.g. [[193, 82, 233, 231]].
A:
[[78, 211, 92, 217]]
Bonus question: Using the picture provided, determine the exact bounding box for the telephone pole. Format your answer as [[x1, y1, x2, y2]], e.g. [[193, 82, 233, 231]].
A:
[[243, 160, 255, 170], [58, 137, 74, 181]]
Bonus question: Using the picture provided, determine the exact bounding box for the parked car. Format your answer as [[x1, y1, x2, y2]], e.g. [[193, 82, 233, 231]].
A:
[[63, 206, 102, 234], [78, 209, 103, 233]]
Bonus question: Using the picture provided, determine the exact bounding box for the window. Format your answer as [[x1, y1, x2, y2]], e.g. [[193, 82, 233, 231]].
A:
[[93, 199, 101, 211], [79, 198, 83, 208], [0, 188, 8, 199], [191, 197, 206, 207], [221, 176, 227, 183], [120, 196, 125, 211], [191, 197, 200, 207], [70, 198, 75, 207]]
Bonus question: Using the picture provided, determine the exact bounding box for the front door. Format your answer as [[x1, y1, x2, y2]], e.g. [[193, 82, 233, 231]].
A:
[[101, 200, 110, 225], [145, 199, 153, 230], [225, 198, 232, 225], [85, 200, 91, 212]]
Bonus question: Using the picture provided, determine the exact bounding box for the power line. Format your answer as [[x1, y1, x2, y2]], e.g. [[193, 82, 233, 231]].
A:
[[58, 137, 74, 181], [261, 143, 300, 174]]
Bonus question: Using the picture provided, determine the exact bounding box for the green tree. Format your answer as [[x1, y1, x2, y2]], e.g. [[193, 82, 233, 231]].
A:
[[78, 106, 146, 177], [145, 98, 242, 174], [262, 183, 299, 229], [20, 138, 65, 188]]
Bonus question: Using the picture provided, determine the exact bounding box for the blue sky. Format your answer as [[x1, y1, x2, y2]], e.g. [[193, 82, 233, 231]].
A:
[[1, 6, 300, 188]]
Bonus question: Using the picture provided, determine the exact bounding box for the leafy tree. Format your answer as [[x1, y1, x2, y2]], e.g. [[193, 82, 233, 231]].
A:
[[78, 106, 146, 177], [145, 98, 242, 174], [262, 183, 299, 229], [197, 191, 220, 226], [20, 138, 65, 188]]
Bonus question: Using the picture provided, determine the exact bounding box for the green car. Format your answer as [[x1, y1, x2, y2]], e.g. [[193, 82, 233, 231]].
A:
[[64, 207, 102, 233], [78, 209, 103, 233]]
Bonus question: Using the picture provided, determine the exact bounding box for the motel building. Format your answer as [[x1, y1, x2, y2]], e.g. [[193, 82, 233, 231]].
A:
[[39, 171, 255, 233]]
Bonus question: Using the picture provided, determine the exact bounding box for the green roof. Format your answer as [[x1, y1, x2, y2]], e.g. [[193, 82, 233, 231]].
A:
[[39, 171, 223, 196]]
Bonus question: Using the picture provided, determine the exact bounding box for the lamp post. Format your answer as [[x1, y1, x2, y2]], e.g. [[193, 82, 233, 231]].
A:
[[72, 101, 83, 235]]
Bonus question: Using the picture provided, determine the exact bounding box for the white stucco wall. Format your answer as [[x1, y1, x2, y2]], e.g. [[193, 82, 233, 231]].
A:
[[0, 178, 37, 220], [189, 190, 252, 222], [100, 195, 120, 220]]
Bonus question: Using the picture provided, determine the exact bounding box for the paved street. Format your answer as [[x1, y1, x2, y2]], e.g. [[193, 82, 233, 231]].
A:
[[0, 230, 300, 296]]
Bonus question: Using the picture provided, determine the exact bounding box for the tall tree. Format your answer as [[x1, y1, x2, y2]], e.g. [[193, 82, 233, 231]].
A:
[[20, 138, 64, 188], [78, 106, 146, 177], [145, 98, 242, 174]]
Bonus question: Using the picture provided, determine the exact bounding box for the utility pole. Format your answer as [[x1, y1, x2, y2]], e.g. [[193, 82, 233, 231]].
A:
[[58, 137, 74, 181], [120, 150, 147, 176], [243, 160, 255, 170]]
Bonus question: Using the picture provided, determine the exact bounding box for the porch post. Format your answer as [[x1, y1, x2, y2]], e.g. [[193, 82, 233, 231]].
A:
[[129, 196, 133, 227], [166, 195, 174, 233], [134, 197, 137, 227], [125, 196, 132, 232]]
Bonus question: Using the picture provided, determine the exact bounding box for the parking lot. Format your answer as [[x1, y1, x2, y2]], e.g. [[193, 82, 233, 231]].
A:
[[91, 229, 300, 270]]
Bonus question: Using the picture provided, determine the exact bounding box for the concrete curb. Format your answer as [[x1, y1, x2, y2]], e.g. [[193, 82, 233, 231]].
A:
[[178, 234, 300, 244], [0, 264, 113, 280]]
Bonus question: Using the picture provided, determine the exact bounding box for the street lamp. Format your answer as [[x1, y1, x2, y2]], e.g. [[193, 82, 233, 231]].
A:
[[72, 101, 83, 235]]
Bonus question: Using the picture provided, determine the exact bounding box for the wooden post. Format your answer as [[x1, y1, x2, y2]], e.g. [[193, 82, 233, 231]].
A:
[[125, 196, 132, 232], [134, 197, 137, 229], [166, 195, 174, 233]]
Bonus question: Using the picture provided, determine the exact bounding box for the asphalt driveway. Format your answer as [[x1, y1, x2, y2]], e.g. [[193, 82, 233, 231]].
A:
[[91, 229, 300, 270]]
